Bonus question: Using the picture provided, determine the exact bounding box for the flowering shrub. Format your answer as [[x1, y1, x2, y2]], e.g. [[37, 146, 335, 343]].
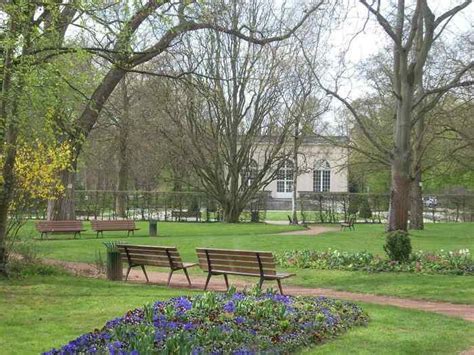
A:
[[276, 249, 473, 275], [44, 289, 368, 354]]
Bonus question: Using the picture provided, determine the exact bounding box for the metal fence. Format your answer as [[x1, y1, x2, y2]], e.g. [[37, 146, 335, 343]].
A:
[[20, 190, 474, 223], [24, 191, 267, 222], [297, 192, 474, 224]]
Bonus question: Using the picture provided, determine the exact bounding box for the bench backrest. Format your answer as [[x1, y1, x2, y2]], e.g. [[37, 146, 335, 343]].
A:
[[117, 245, 183, 268], [91, 220, 136, 231], [196, 248, 277, 276], [36, 220, 83, 232]]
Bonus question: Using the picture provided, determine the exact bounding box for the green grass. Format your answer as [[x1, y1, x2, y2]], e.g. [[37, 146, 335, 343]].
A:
[[1, 274, 473, 355], [19, 221, 474, 303], [287, 269, 474, 304], [306, 303, 474, 354], [0, 274, 199, 354]]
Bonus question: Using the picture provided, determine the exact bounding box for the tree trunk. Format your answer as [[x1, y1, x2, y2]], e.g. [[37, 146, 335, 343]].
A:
[[47, 169, 76, 220], [115, 78, 130, 218], [222, 202, 242, 223], [291, 123, 299, 225], [0, 130, 18, 276], [387, 82, 413, 231], [387, 160, 411, 231], [409, 169, 424, 230]]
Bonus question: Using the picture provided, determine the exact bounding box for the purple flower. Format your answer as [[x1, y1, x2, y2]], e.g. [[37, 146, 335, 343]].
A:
[[174, 297, 193, 311], [223, 301, 236, 313], [167, 321, 178, 329], [232, 293, 245, 301], [184, 322, 195, 331], [235, 316, 246, 324], [155, 330, 166, 342], [219, 324, 232, 333]]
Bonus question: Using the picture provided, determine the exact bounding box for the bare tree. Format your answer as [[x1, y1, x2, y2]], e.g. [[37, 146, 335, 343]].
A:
[[161, 5, 306, 222], [305, 0, 472, 231], [42, 0, 323, 219]]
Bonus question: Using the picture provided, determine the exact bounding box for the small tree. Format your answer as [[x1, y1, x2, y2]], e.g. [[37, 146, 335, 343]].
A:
[[358, 197, 373, 222], [384, 230, 412, 262]]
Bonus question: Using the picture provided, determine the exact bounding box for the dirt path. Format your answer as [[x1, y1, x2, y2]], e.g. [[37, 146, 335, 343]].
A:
[[46, 259, 474, 322], [275, 225, 339, 236]]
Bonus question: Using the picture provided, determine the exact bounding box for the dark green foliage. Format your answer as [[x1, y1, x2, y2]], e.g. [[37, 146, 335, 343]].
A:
[[358, 198, 373, 220], [347, 195, 360, 216], [384, 230, 412, 262]]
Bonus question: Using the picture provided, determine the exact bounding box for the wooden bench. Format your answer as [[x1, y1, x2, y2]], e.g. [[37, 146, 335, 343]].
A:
[[196, 248, 295, 295], [35, 220, 85, 239], [117, 245, 197, 286], [340, 215, 356, 231], [91, 220, 139, 238]]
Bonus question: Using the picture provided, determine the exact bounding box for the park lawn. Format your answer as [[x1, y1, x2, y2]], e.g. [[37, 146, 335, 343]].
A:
[[23, 221, 473, 261], [0, 274, 199, 354], [305, 303, 474, 355], [18, 221, 474, 303], [286, 269, 474, 304], [1, 274, 473, 355]]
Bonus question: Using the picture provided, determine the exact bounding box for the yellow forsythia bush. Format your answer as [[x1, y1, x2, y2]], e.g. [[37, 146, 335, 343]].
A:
[[13, 140, 72, 200]]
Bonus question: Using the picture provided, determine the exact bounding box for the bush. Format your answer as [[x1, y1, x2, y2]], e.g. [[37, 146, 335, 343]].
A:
[[275, 248, 473, 275], [6, 241, 66, 278], [384, 230, 412, 262], [358, 198, 372, 221], [347, 196, 360, 216], [44, 290, 369, 354]]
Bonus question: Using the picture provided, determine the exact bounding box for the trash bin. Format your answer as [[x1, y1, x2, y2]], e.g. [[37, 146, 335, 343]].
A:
[[149, 219, 158, 237], [106, 250, 122, 281]]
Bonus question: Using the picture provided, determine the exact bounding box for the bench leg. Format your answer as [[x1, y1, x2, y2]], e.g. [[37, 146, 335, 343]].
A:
[[141, 265, 149, 283], [167, 270, 174, 286], [125, 266, 132, 281], [204, 273, 212, 291], [276, 279, 284, 295], [96, 231, 99, 239], [223, 274, 229, 290], [183, 268, 192, 286], [258, 277, 264, 290]]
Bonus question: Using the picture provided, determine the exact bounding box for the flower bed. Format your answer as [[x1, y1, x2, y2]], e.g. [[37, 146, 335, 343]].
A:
[[44, 290, 368, 354], [276, 249, 473, 275]]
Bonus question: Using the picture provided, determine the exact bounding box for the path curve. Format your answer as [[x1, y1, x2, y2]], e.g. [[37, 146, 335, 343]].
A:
[[276, 225, 339, 236], [46, 259, 474, 322]]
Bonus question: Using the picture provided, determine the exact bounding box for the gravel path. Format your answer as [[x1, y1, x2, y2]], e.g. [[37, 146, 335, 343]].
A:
[[276, 225, 339, 235], [46, 259, 474, 322]]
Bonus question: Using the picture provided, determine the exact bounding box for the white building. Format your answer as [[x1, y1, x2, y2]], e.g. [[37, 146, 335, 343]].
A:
[[253, 136, 349, 201]]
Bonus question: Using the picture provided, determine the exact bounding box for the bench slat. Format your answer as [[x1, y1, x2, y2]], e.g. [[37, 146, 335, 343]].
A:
[[35, 221, 84, 233], [196, 252, 274, 263], [199, 264, 276, 277], [118, 246, 180, 258], [199, 263, 276, 276], [122, 256, 182, 268], [196, 248, 273, 258], [121, 253, 182, 264], [196, 256, 275, 269]]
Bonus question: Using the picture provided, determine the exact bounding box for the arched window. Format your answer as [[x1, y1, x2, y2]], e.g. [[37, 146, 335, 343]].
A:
[[242, 160, 258, 186], [313, 160, 330, 192], [276, 160, 294, 193]]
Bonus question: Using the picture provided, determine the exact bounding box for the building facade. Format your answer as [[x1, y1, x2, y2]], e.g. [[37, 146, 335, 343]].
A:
[[253, 136, 349, 201]]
